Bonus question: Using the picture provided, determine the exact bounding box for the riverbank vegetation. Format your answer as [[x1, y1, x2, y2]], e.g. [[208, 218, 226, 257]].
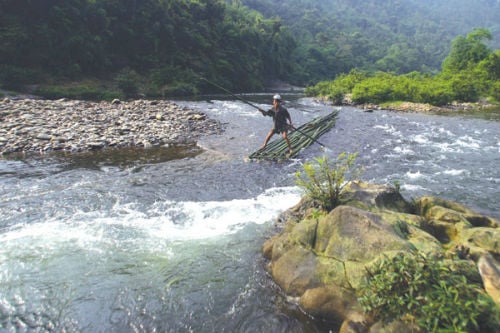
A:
[[306, 29, 500, 107]]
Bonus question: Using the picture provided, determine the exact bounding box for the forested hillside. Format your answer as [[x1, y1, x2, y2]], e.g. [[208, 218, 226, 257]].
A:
[[242, 0, 500, 84], [306, 28, 500, 106], [0, 0, 296, 97], [0, 0, 499, 98]]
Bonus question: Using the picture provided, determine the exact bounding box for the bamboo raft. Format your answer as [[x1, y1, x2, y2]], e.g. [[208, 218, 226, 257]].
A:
[[248, 110, 339, 160]]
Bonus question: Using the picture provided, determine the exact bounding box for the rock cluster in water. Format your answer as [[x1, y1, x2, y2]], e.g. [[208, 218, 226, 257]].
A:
[[263, 181, 500, 332], [0, 98, 224, 155]]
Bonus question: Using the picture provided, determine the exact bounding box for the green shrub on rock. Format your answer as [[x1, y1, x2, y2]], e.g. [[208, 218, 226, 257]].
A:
[[358, 251, 500, 333], [295, 152, 363, 211]]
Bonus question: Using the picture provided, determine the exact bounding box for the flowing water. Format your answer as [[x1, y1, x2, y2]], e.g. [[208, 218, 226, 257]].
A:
[[1, 96, 499, 333]]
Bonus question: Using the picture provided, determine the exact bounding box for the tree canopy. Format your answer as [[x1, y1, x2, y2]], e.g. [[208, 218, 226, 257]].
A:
[[0, 0, 499, 98], [306, 29, 500, 105], [0, 0, 296, 95], [242, 0, 500, 84]]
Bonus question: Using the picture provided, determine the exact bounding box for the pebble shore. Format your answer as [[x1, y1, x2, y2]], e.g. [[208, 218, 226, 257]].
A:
[[0, 98, 224, 155]]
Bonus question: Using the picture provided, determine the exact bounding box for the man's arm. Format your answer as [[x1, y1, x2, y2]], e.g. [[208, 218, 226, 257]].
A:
[[260, 109, 273, 117], [286, 110, 293, 126]]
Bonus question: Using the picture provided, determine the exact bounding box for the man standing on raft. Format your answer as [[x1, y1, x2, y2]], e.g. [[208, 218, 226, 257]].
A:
[[260, 94, 293, 155]]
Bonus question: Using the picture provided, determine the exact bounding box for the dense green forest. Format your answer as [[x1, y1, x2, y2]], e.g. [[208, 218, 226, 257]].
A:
[[243, 0, 500, 84], [0, 0, 499, 99], [0, 0, 296, 97], [307, 29, 500, 105]]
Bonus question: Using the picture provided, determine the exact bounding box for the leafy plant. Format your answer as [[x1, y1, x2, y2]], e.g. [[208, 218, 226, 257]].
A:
[[306, 69, 368, 104], [358, 251, 500, 333], [393, 220, 410, 239], [295, 152, 363, 211], [392, 180, 401, 193]]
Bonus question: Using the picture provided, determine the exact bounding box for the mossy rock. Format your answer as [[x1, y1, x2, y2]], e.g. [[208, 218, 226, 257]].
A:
[[299, 285, 364, 326], [415, 196, 499, 228], [270, 246, 319, 296], [344, 181, 413, 213], [314, 206, 414, 262], [263, 182, 500, 328], [461, 227, 500, 256], [478, 254, 500, 304], [415, 196, 473, 216]]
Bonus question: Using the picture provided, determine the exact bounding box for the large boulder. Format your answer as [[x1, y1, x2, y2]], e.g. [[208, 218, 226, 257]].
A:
[[478, 253, 500, 304], [343, 181, 413, 213], [264, 181, 500, 332], [414, 196, 500, 259], [415, 196, 498, 227], [264, 205, 441, 327]]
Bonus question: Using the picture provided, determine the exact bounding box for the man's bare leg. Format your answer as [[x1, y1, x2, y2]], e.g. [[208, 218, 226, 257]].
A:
[[261, 130, 274, 149], [283, 132, 293, 154]]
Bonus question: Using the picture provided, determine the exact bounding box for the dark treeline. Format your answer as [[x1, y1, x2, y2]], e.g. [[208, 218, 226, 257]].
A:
[[0, 0, 296, 97], [0, 0, 499, 99]]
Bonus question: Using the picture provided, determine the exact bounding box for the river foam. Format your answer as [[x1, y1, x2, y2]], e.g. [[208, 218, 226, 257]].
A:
[[0, 186, 302, 260]]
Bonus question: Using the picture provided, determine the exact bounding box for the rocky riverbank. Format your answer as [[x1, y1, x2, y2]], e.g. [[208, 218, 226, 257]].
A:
[[359, 100, 499, 113], [0, 98, 224, 156], [336, 93, 499, 113]]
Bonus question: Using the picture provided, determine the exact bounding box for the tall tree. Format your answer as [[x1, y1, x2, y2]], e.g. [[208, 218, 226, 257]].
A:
[[442, 28, 493, 73]]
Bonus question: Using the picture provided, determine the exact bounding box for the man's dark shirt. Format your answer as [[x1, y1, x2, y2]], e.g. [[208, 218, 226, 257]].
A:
[[263, 105, 290, 133]]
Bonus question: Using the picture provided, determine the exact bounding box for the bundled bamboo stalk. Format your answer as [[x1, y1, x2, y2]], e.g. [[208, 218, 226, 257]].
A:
[[249, 110, 339, 160]]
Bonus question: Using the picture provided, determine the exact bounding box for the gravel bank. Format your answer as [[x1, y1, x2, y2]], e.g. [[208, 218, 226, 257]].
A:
[[0, 98, 224, 156]]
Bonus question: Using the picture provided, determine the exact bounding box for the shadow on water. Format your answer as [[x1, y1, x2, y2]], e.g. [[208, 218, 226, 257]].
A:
[[1, 143, 204, 172]]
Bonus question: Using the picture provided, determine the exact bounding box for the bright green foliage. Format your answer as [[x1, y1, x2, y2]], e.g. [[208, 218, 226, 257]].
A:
[[308, 29, 500, 106], [307, 70, 451, 106], [351, 72, 400, 104], [491, 81, 500, 103], [295, 152, 363, 211], [442, 28, 493, 73], [305, 69, 367, 104], [358, 252, 500, 333], [477, 50, 500, 81]]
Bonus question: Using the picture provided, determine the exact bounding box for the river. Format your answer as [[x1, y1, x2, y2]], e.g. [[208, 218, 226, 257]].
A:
[[0, 96, 499, 332]]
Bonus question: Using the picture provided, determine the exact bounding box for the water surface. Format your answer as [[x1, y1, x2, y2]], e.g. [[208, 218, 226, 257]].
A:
[[1, 96, 499, 332]]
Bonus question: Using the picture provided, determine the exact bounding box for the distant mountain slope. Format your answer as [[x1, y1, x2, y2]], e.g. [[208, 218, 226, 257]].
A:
[[242, 0, 500, 82]]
